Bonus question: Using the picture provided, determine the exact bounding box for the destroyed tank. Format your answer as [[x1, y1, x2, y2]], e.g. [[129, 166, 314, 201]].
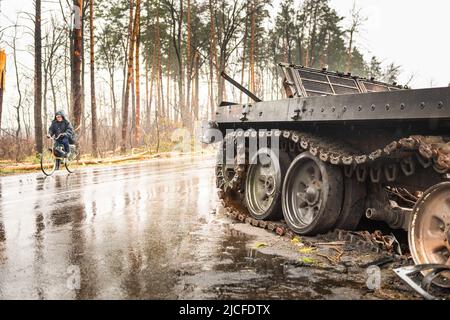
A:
[[204, 63, 450, 287]]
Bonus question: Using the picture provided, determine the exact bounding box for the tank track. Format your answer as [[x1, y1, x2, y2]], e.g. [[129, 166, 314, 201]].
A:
[[215, 133, 247, 195], [216, 130, 450, 226], [217, 130, 449, 187]]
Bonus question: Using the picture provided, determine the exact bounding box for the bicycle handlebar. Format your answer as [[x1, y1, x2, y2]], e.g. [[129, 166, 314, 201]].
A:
[[48, 133, 65, 140]]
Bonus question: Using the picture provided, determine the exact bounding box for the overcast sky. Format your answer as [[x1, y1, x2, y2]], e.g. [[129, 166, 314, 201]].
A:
[[328, 0, 450, 88], [1, 0, 449, 90]]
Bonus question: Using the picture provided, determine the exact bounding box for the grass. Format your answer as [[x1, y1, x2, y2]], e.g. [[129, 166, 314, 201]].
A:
[[0, 145, 216, 176]]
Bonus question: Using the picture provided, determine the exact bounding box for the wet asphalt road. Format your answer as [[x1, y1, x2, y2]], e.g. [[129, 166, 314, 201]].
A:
[[0, 155, 223, 299], [0, 155, 416, 300]]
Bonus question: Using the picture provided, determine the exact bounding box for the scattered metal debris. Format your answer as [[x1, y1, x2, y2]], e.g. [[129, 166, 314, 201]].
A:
[[359, 255, 396, 268], [317, 247, 344, 264], [221, 203, 407, 257], [315, 241, 346, 246], [394, 264, 450, 300]]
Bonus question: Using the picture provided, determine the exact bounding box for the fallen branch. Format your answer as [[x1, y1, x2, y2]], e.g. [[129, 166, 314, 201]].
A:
[[317, 247, 344, 264], [315, 241, 346, 246]]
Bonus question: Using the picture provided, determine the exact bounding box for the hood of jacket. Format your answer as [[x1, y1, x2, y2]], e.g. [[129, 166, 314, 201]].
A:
[[54, 110, 68, 122]]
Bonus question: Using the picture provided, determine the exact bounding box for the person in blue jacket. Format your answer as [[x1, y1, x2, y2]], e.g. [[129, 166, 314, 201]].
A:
[[47, 110, 75, 157]]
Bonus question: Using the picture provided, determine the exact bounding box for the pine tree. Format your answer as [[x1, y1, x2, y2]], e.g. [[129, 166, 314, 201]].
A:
[[72, 0, 83, 143], [275, 0, 295, 64], [89, 0, 98, 157], [121, 0, 139, 153], [368, 56, 382, 79], [134, 0, 141, 144], [34, 0, 43, 154]]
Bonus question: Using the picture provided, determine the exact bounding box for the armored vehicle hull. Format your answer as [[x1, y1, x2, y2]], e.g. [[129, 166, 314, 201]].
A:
[[208, 64, 450, 289]]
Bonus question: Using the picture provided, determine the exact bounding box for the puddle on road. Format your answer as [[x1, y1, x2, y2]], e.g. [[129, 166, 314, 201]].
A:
[[176, 223, 368, 300]]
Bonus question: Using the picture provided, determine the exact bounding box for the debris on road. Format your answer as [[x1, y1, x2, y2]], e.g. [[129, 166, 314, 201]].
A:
[[359, 255, 397, 268], [317, 247, 344, 265], [315, 241, 346, 246], [300, 257, 316, 265], [218, 200, 450, 300], [298, 246, 316, 254], [394, 264, 450, 300], [220, 201, 404, 256], [253, 242, 268, 249]]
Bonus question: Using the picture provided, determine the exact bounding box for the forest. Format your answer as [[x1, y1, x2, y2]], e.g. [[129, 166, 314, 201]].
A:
[[0, 0, 403, 162]]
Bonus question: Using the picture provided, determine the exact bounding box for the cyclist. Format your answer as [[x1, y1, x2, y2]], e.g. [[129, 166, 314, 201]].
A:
[[47, 110, 75, 157]]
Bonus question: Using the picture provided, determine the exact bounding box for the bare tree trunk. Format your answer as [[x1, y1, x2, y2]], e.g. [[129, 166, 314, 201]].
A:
[[173, 71, 178, 123], [64, 36, 71, 115], [13, 31, 22, 140], [43, 40, 49, 131], [157, 52, 164, 122], [148, 49, 156, 128], [166, 47, 171, 121], [131, 62, 136, 129], [208, 50, 215, 118], [49, 71, 57, 114], [249, 0, 256, 94], [134, 1, 141, 144], [208, 0, 220, 104], [156, 41, 162, 143], [156, 3, 164, 119], [43, 66, 48, 130], [72, 0, 83, 141], [240, 11, 248, 104], [345, 3, 365, 73], [0, 49, 6, 130], [168, 0, 184, 125], [309, 2, 319, 67], [193, 53, 199, 120], [80, 2, 87, 148], [185, 0, 192, 125], [70, 18, 75, 117], [121, 0, 133, 134], [178, 1, 184, 125], [89, 0, 98, 157], [145, 54, 150, 129], [156, 62, 162, 123], [22, 105, 31, 140], [158, 60, 164, 120], [121, 0, 138, 153], [34, 0, 43, 154], [144, 6, 152, 130], [110, 71, 117, 152]]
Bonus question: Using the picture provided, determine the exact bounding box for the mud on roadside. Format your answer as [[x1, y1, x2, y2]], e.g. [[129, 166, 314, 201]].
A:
[[214, 202, 422, 300]]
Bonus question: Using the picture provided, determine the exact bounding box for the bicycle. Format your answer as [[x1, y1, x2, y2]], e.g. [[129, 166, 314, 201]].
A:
[[40, 133, 79, 176]]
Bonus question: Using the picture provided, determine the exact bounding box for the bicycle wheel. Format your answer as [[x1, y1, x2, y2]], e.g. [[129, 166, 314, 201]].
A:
[[40, 148, 57, 176], [65, 145, 78, 173]]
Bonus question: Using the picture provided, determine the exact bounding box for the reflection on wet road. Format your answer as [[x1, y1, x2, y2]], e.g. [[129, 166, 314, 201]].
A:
[[0, 155, 377, 299], [0, 156, 219, 299]]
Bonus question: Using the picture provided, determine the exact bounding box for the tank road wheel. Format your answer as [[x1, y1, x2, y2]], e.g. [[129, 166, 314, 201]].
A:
[[409, 182, 450, 288], [334, 177, 367, 230], [245, 148, 290, 220], [282, 152, 343, 235]]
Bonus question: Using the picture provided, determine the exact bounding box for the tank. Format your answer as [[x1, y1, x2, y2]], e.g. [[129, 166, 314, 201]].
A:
[[205, 63, 450, 287]]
